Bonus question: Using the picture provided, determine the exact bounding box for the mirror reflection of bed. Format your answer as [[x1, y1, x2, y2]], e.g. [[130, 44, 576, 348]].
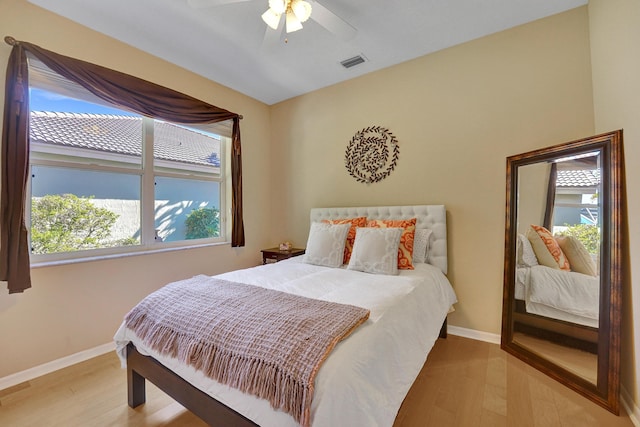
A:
[[513, 151, 602, 385]]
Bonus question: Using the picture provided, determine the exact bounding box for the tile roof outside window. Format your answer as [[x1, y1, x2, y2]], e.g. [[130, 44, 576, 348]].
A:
[[29, 111, 220, 167], [556, 169, 600, 188]]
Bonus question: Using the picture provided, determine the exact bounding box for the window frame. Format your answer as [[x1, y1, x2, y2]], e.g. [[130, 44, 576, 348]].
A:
[[27, 67, 229, 266]]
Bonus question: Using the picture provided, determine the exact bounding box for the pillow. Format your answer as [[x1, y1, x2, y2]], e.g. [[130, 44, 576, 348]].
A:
[[412, 228, 433, 264], [322, 217, 367, 264], [347, 227, 403, 275], [517, 233, 539, 267], [555, 235, 598, 276], [367, 218, 417, 270], [526, 225, 571, 271], [303, 222, 351, 268]]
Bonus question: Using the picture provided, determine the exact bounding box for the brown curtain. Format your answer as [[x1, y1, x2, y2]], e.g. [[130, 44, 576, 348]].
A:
[[1, 42, 31, 293], [231, 118, 245, 246], [1, 37, 245, 293]]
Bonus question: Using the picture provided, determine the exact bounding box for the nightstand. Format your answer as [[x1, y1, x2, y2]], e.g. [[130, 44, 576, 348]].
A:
[[261, 247, 305, 264]]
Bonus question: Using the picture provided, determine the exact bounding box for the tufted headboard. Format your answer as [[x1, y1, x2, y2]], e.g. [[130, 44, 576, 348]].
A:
[[309, 205, 448, 275]]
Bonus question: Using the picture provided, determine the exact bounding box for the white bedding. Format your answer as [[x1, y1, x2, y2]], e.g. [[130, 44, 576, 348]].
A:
[[114, 257, 457, 427], [516, 265, 599, 328]]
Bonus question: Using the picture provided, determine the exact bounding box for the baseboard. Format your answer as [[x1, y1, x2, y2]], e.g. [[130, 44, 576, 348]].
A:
[[448, 325, 501, 345], [0, 342, 115, 391], [621, 384, 640, 426]]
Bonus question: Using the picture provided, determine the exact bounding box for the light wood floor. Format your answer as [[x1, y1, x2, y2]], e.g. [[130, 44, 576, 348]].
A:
[[513, 332, 598, 384], [0, 335, 633, 427]]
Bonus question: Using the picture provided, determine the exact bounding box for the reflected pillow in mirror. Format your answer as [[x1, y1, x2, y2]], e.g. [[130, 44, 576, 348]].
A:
[[347, 227, 403, 275], [412, 228, 433, 264], [303, 222, 351, 268], [526, 225, 571, 271], [517, 233, 539, 267], [555, 235, 597, 277]]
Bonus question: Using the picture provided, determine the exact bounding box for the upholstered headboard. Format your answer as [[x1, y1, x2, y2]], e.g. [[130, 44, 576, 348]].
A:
[[309, 205, 448, 275]]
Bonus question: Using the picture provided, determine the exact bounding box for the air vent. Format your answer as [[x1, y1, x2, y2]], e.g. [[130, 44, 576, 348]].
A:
[[340, 55, 366, 69]]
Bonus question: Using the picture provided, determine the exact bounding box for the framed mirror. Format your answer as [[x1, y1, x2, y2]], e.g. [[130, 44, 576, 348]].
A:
[[501, 130, 623, 414]]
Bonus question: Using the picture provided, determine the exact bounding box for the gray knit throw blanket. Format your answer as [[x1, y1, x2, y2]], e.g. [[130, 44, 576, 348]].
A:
[[124, 275, 370, 426]]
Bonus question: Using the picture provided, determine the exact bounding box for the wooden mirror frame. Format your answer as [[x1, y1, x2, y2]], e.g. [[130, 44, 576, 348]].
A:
[[501, 130, 623, 414]]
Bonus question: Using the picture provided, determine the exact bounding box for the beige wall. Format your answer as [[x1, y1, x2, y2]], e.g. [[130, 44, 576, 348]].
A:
[[270, 7, 595, 335], [0, 0, 272, 377], [589, 0, 640, 414], [517, 163, 551, 236]]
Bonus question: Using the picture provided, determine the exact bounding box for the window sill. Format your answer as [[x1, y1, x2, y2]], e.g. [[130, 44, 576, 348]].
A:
[[30, 240, 229, 269]]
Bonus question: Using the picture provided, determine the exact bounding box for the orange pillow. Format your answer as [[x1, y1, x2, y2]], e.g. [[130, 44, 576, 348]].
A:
[[528, 225, 571, 271], [367, 218, 416, 269], [323, 217, 367, 264]]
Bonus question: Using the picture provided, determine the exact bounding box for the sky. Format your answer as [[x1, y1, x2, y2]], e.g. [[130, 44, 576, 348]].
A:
[[29, 87, 220, 138], [29, 87, 137, 116]]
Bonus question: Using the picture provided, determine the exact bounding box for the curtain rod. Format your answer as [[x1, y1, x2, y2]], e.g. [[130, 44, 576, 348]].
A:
[[3, 35, 243, 120]]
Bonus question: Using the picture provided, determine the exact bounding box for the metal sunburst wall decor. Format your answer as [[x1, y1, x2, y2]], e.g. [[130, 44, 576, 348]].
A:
[[345, 126, 400, 184]]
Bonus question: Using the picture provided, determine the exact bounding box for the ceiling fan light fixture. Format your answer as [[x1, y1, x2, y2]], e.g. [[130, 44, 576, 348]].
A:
[[291, 0, 312, 22], [262, 8, 281, 30], [285, 10, 303, 33], [268, 0, 287, 15]]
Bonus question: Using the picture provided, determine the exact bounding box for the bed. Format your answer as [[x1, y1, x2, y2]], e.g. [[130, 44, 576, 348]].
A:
[[512, 230, 600, 353], [114, 205, 457, 426]]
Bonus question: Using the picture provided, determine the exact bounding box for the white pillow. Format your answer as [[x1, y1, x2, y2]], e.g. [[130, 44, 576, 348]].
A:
[[303, 222, 351, 268], [412, 228, 433, 264], [517, 233, 539, 267], [555, 235, 597, 276], [347, 227, 403, 275]]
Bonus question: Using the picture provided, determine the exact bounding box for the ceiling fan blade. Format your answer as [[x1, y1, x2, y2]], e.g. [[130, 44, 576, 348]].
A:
[[308, 0, 357, 41], [187, 0, 251, 8]]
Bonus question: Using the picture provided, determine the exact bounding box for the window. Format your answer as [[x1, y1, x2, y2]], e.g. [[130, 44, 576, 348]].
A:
[[552, 153, 601, 234], [27, 61, 228, 262]]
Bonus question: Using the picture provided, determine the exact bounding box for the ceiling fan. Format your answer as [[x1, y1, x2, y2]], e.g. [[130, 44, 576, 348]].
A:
[[187, 0, 357, 41]]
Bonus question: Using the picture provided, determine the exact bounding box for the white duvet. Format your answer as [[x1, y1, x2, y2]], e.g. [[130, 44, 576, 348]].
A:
[[521, 265, 599, 328], [114, 257, 457, 427]]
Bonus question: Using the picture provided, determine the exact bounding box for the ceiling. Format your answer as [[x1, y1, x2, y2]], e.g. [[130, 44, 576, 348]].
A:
[[28, 0, 588, 105]]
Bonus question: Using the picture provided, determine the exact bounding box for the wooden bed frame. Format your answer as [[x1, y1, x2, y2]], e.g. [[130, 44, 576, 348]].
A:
[[127, 343, 257, 426], [126, 320, 448, 426], [513, 300, 598, 354], [124, 205, 452, 426]]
